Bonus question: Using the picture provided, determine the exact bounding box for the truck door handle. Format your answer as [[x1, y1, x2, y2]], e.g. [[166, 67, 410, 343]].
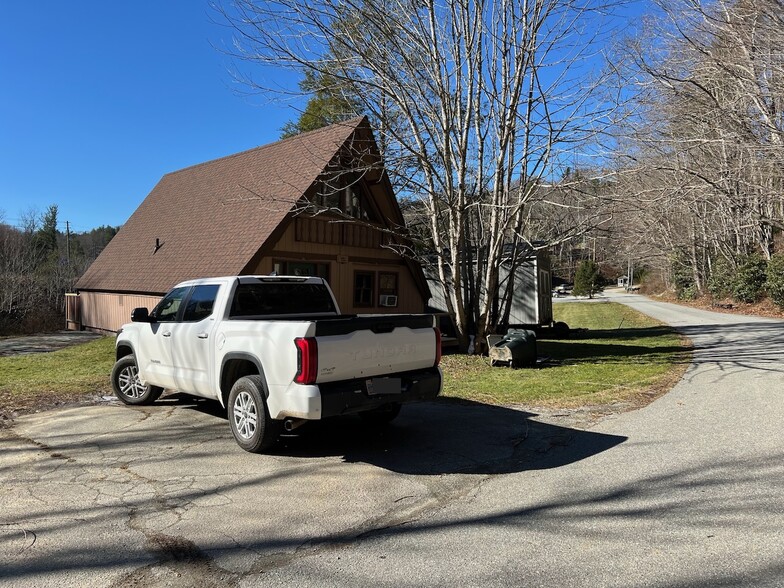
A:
[[197, 333, 208, 339], [162, 331, 172, 337]]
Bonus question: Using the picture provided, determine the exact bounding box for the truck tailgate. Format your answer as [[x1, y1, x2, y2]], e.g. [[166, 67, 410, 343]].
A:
[[314, 315, 437, 382]]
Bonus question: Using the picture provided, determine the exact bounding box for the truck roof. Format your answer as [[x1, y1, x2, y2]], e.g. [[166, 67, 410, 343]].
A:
[[172, 275, 328, 288]]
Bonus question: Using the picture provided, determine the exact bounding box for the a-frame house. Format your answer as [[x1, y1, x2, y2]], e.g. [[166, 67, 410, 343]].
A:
[[73, 117, 429, 332]]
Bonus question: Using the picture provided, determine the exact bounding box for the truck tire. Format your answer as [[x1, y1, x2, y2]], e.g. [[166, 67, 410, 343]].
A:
[[111, 355, 164, 405], [228, 375, 281, 453], [359, 402, 402, 425]]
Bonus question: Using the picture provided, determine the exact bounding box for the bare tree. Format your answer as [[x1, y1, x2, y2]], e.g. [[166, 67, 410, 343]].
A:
[[0, 206, 103, 334], [614, 0, 784, 295], [0, 222, 42, 332], [219, 0, 626, 347]]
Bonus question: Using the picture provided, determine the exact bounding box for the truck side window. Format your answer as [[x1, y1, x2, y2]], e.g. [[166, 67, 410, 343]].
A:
[[151, 287, 190, 322], [183, 285, 220, 322]]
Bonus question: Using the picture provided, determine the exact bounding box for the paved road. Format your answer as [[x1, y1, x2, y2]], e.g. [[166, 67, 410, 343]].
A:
[[257, 292, 784, 587], [2, 294, 783, 586]]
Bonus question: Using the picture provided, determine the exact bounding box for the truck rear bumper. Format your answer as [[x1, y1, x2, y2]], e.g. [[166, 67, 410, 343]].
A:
[[319, 367, 442, 419]]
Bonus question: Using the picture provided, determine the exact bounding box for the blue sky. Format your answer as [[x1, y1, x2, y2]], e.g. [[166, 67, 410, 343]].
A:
[[0, 1, 299, 232], [0, 1, 647, 234]]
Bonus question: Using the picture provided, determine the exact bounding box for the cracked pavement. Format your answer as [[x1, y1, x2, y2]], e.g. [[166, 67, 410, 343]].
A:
[[2, 292, 784, 586], [0, 392, 615, 587]]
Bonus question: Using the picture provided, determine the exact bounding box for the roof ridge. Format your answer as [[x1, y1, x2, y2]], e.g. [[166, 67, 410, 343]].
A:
[[163, 116, 367, 178]]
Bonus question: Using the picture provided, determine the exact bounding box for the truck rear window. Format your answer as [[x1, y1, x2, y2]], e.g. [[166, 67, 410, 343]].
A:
[[230, 282, 337, 317]]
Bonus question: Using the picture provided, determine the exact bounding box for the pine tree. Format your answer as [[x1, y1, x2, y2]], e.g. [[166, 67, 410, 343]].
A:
[[573, 260, 604, 299], [281, 70, 363, 138], [33, 204, 59, 257]]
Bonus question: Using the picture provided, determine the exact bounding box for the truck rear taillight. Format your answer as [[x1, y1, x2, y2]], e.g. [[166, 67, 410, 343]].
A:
[[294, 337, 318, 385], [434, 327, 442, 367]]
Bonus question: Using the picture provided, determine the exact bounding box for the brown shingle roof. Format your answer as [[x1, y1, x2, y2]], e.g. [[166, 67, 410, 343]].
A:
[[77, 118, 367, 294]]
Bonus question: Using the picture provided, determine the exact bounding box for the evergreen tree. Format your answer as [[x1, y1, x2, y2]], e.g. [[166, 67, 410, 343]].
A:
[[573, 260, 604, 299], [731, 254, 767, 303], [33, 204, 59, 257], [281, 70, 363, 138]]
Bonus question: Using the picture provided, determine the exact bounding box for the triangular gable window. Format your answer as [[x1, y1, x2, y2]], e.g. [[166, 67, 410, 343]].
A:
[[310, 173, 381, 223]]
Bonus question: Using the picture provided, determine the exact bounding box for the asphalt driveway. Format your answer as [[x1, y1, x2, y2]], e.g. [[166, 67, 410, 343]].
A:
[[0, 331, 100, 357], [0, 397, 624, 587], [2, 293, 783, 587]]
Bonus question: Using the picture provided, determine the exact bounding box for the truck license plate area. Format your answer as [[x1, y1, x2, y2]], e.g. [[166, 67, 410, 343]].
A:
[[366, 377, 402, 396]]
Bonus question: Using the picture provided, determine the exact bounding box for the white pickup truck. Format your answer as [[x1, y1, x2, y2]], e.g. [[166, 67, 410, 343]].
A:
[[111, 276, 442, 452]]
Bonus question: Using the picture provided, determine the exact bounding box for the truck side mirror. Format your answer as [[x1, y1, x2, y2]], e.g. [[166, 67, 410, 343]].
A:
[[131, 307, 153, 323]]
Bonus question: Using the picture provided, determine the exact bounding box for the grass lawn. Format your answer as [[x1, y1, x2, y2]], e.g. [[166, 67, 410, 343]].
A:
[[0, 336, 116, 416], [441, 301, 691, 408], [0, 302, 690, 419]]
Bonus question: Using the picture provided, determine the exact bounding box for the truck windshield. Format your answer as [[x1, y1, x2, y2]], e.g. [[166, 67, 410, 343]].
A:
[[230, 282, 337, 317]]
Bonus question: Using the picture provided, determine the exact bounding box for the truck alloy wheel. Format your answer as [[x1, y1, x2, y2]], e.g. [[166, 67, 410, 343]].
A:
[[233, 391, 257, 439], [110, 355, 163, 405], [228, 375, 280, 453]]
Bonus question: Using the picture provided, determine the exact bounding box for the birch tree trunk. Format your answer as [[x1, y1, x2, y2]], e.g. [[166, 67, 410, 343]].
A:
[[220, 0, 624, 347]]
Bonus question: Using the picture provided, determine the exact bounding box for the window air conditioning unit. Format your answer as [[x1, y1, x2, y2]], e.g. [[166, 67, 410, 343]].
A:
[[379, 294, 398, 307]]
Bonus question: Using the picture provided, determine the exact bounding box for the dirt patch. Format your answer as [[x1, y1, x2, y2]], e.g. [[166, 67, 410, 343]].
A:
[[0, 390, 110, 428]]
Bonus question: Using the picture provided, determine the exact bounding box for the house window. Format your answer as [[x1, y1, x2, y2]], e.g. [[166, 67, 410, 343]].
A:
[[378, 272, 399, 307], [313, 179, 340, 211], [343, 186, 368, 220], [273, 260, 329, 281], [354, 271, 375, 307], [312, 174, 375, 221]]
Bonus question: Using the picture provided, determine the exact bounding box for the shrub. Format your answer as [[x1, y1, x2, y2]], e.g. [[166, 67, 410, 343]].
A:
[[678, 284, 699, 301], [766, 253, 784, 308], [731, 254, 767, 303], [707, 257, 734, 299], [670, 252, 696, 299]]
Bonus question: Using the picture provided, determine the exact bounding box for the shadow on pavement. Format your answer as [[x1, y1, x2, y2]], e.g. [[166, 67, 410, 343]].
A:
[[645, 320, 784, 377], [4, 444, 783, 587], [164, 395, 625, 475]]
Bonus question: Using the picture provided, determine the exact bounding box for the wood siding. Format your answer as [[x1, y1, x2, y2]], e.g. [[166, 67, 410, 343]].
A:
[[293, 217, 386, 250], [79, 291, 163, 333], [254, 219, 426, 314], [65, 293, 80, 331], [75, 218, 426, 332]]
